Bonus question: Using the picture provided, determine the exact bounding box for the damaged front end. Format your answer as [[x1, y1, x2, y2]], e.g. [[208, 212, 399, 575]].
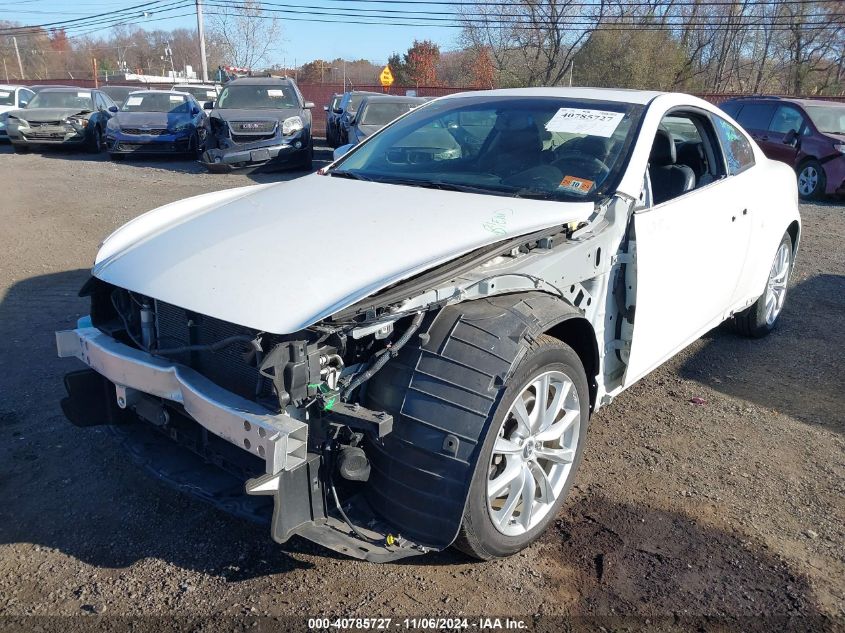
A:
[[201, 115, 310, 173], [56, 278, 433, 561]]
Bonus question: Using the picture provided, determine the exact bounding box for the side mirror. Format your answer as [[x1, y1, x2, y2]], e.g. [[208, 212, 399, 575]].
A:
[[783, 129, 798, 146], [304, 101, 315, 109], [333, 107, 343, 114], [323, 105, 329, 111], [203, 100, 214, 110], [191, 106, 200, 116], [19, 100, 28, 107], [108, 105, 119, 113], [333, 143, 354, 161]]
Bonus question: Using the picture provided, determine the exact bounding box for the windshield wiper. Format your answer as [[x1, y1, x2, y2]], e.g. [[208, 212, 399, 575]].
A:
[[329, 170, 372, 181]]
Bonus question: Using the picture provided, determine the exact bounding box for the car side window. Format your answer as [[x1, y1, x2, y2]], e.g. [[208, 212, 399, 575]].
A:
[[94, 93, 107, 110], [735, 103, 776, 131], [769, 105, 804, 135], [19, 88, 34, 106], [713, 116, 755, 176]]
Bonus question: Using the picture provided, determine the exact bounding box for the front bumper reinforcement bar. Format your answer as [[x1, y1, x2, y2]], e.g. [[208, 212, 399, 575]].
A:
[[55, 327, 307, 475]]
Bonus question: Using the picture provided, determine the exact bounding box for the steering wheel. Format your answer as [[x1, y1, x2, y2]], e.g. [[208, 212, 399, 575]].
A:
[[551, 149, 610, 181]]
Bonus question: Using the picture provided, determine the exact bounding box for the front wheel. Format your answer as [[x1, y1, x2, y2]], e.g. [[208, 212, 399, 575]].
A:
[[12, 144, 29, 154], [455, 335, 590, 560], [797, 160, 825, 200], [732, 232, 793, 338], [86, 125, 104, 153]]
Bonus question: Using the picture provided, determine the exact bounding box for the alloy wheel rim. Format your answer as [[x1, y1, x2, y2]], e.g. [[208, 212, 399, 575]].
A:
[[798, 166, 818, 196], [764, 241, 791, 326], [486, 369, 580, 536]]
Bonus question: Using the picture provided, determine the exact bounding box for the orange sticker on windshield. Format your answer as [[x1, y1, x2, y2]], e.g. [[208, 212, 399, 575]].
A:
[[559, 175, 595, 193]]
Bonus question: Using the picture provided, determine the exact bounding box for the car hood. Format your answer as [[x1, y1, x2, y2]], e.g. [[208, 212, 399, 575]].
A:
[[8, 107, 92, 122], [211, 107, 302, 123], [114, 111, 191, 128], [92, 176, 593, 334], [0, 105, 15, 116]]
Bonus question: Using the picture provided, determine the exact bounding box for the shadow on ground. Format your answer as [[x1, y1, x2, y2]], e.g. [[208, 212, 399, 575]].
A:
[[679, 274, 845, 434]]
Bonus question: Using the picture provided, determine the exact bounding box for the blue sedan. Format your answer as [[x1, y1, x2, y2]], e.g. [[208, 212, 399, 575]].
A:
[[106, 90, 208, 159]]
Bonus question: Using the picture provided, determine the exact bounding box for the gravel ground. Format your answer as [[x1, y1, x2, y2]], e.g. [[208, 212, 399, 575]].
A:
[[0, 144, 842, 632]]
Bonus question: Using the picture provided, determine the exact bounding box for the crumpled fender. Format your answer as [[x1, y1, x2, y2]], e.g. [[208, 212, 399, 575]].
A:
[[364, 291, 591, 549]]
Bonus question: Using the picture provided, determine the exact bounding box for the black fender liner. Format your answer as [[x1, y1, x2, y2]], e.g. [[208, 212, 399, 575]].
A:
[[364, 291, 591, 550]]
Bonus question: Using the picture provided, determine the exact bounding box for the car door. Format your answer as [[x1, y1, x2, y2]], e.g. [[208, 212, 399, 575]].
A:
[[764, 104, 805, 165], [625, 112, 750, 384], [734, 102, 777, 157]]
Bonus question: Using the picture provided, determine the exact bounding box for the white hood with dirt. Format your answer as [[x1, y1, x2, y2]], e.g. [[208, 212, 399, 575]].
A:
[[93, 174, 593, 333]]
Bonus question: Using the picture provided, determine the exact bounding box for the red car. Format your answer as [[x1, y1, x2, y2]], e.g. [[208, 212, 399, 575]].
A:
[[720, 96, 845, 200]]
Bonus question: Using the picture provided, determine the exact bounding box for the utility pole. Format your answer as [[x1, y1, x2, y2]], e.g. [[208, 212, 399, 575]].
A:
[[196, 0, 209, 82], [12, 36, 24, 80], [3, 59, 8, 83]]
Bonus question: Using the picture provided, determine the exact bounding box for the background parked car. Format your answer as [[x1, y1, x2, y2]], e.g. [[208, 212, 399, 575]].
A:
[[335, 90, 381, 147], [28, 84, 74, 93], [200, 76, 314, 173], [0, 85, 35, 141], [324, 93, 341, 146], [6, 87, 118, 153], [106, 90, 208, 160], [100, 85, 141, 107], [171, 83, 221, 104], [721, 96, 845, 199], [345, 95, 428, 145]]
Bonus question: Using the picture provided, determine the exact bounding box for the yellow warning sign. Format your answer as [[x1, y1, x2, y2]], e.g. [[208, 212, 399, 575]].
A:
[[380, 65, 394, 87]]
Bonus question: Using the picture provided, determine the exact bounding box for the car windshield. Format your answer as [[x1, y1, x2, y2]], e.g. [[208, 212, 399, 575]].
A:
[[347, 93, 376, 114], [332, 95, 642, 201], [804, 105, 845, 134], [360, 102, 419, 126], [176, 86, 218, 100], [28, 90, 93, 110], [217, 85, 298, 109], [122, 93, 191, 113], [0, 90, 15, 106]]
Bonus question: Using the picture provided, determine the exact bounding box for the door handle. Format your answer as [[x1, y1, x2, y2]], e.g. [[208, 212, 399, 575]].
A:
[[742, 208, 748, 216], [760, 135, 769, 141]]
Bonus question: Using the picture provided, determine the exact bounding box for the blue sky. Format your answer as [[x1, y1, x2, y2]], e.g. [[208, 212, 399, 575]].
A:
[[1, 0, 461, 66]]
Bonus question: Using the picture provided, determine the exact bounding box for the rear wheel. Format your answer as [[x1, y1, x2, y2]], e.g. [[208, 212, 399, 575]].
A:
[[455, 335, 589, 560], [732, 232, 793, 338], [797, 159, 825, 200]]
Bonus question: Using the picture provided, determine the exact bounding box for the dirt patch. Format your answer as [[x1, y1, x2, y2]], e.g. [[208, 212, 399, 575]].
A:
[[0, 145, 842, 629]]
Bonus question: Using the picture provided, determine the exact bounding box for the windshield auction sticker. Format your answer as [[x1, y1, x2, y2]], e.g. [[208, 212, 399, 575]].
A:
[[545, 107, 624, 137], [559, 174, 595, 193]]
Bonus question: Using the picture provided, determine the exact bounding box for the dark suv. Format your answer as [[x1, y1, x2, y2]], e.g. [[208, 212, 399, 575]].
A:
[[200, 76, 314, 173], [720, 96, 845, 199]]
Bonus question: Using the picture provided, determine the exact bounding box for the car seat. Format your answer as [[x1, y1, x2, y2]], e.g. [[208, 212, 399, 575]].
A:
[[649, 129, 696, 204]]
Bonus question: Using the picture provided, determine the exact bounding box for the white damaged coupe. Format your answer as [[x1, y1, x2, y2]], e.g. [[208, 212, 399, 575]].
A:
[[56, 88, 801, 561]]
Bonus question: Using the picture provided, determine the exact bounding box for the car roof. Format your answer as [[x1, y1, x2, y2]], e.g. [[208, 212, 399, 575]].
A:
[[722, 95, 845, 108], [360, 95, 427, 105], [128, 89, 192, 97], [34, 87, 96, 93], [441, 86, 666, 105], [224, 77, 295, 86], [0, 84, 29, 90], [102, 85, 139, 89]]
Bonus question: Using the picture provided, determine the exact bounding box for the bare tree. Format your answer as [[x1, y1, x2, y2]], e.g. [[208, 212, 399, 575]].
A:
[[459, 0, 607, 87], [207, 0, 280, 71]]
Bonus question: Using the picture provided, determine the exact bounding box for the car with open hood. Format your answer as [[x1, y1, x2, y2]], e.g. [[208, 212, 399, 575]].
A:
[[200, 76, 314, 173], [344, 94, 428, 146], [106, 90, 208, 159], [0, 84, 35, 140], [56, 87, 800, 562], [6, 87, 118, 153]]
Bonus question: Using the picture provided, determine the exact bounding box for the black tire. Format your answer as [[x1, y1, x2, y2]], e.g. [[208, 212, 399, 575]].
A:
[[109, 152, 125, 161], [299, 144, 314, 171], [796, 159, 826, 200], [732, 232, 793, 338], [454, 334, 590, 560], [86, 125, 103, 154], [12, 144, 29, 154]]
